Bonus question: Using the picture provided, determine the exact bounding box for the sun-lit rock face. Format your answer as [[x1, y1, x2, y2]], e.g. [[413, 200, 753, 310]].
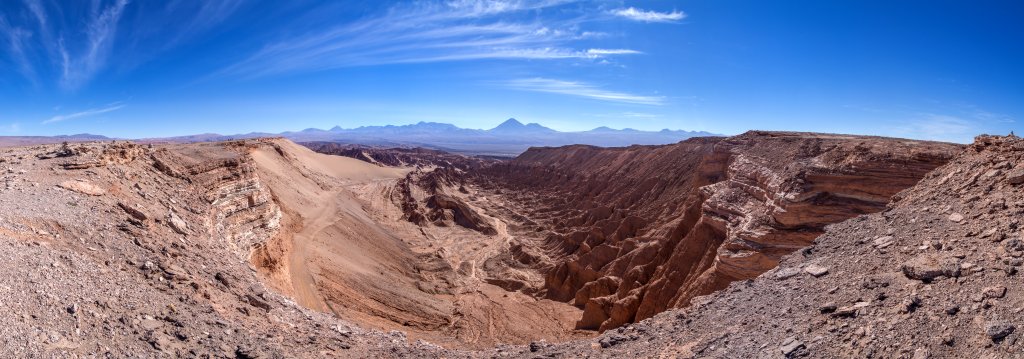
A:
[[482, 131, 961, 331], [152, 141, 282, 258]]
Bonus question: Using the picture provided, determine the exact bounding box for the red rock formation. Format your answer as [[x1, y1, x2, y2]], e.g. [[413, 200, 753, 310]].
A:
[[394, 164, 499, 235], [481, 131, 961, 331], [301, 142, 504, 170], [152, 141, 282, 257]]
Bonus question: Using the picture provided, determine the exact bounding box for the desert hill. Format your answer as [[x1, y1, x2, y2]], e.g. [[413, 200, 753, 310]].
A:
[[527, 134, 1024, 358], [0, 131, 1005, 358]]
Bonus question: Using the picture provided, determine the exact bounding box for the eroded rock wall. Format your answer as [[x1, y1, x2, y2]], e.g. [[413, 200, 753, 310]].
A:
[[152, 141, 282, 258], [481, 131, 961, 331]]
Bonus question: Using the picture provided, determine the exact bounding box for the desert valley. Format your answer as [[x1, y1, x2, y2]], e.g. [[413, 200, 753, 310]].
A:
[[2, 1, 1021, 357], [6, 129, 1024, 357]]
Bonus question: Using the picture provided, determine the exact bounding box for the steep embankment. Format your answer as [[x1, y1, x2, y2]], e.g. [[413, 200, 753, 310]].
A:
[[250, 139, 585, 349], [245, 140, 460, 332], [530, 134, 1024, 358], [0, 139, 449, 358], [481, 131, 961, 331]]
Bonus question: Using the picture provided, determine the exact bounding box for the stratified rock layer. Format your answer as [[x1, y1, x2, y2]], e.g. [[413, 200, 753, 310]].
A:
[[481, 131, 961, 331], [529, 134, 1024, 358]]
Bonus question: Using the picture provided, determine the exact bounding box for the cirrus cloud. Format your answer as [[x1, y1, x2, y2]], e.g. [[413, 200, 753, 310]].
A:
[[611, 7, 686, 23], [43, 103, 126, 124], [220, 1, 642, 78], [502, 78, 665, 105]]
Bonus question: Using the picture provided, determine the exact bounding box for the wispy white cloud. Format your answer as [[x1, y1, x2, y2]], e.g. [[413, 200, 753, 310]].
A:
[[59, 0, 130, 90], [3, 0, 245, 89], [43, 103, 126, 124], [502, 78, 665, 105], [585, 49, 642, 57], [23, 0, 47, 26], [0, 15, 37, 82], [611, 7, 686, 23], [445, 0, 577, 17], [159, 0, 246, 48], [221, 0, 638, 77]]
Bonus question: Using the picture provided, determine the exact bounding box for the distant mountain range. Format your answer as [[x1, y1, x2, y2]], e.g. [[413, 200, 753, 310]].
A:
[[0, 119, 720, 155], [159, 119, 719, 155], [0, 133, 113, 147]]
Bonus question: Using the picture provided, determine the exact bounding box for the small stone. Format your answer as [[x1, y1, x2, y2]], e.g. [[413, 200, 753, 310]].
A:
[[140, 318, 163, 331], [235, 345, 263, 359], [775, 267, 801, 280], [118, 202, 149, 221], [598, 334, 627, 348], [980, 228, 998, 239], [985, 321, 1015, 341], [161, 263, 188, 280], [873, 236, 895, 249], [818, 303, 837, 314], [1007, 168, 1024, 185], [804, 264, 829, 277], [529, 341, 544, 352], [913, 348, 929, 359], [948, 213, 964, 223], [148, 334, 172, 351], [862, 277, 889, 289], [983, 286, 1007, 299], [832, 301, 871, 318], [779, 337, 804, 356], [167, 212, 189, 235], [57, 180, 106, 196], [945, 305, 960, 315], [941, 333, 955, 346], [900, 296, 921, 314], [1004, 239, 1024, 252], [901, 254, 961, 282]]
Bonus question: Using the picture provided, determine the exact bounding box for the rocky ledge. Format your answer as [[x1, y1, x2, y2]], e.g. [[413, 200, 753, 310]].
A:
[[481, 131, 961, 331]]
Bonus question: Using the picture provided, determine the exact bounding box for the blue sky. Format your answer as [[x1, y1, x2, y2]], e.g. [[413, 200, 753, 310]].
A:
[[0, 0, 1022, 143]]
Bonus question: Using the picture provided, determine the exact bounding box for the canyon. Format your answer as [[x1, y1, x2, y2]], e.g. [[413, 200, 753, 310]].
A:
[[0, 131, 1008, 358]]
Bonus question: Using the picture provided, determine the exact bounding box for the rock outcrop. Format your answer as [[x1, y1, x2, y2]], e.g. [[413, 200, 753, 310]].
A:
[[4, 132, 1001, 358], [151, 141, 282, 257], [533, 134, 1024, 358], [395, 166, 498, 235], [302, 142, 503, 170], [481, 131, 961, 331]]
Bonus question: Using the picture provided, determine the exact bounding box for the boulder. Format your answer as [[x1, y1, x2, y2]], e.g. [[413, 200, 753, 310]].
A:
[[985, 321, 1015, 340], [779, 337, 805, 357], [901, 254, 961, 282], [57, 180, 106, 196], [804, 264, 829, 277], [168, 212, 189, 235], [118, 202, 149, 221], [1007, 168, 1024, 185]]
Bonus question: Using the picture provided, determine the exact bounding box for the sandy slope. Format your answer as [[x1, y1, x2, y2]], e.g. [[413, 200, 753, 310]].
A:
[[249, 141, 427, 312], [248, 139, 585, 349]]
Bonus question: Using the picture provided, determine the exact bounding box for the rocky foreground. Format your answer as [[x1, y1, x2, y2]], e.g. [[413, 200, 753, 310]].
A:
[[0, 140, 444, 357], [0, 132, 1018, 358], [514, 135, 1024, 358], [473, 131, 960, 332]]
